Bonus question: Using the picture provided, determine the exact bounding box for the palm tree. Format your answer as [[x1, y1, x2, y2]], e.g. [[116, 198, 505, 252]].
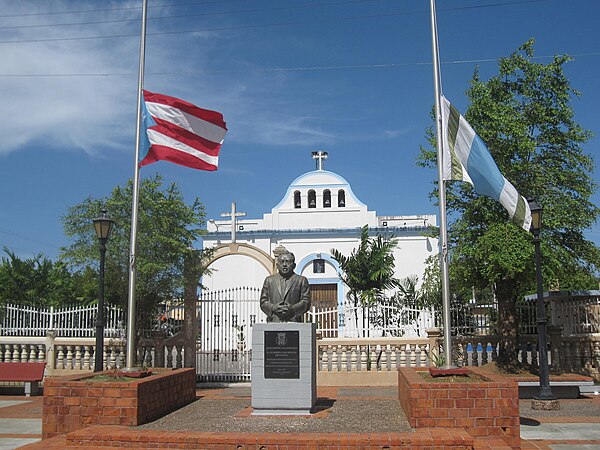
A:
[[331, 225, 400, 336]]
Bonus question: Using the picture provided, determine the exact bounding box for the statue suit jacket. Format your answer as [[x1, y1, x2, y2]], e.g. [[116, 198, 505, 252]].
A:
[[260, 272, 311, 322]]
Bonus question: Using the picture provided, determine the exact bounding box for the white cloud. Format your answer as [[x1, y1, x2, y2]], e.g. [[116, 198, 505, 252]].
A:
[[0, 1, 142, 156], [0, 1, 397, 156]]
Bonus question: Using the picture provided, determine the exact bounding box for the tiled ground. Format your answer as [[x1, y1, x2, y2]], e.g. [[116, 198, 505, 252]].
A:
[[0, 393, 42, 450], [1, 385, 599, 449]]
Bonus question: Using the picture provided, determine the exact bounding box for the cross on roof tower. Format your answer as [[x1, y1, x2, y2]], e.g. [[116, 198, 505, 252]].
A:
[[311, 151, 328, 170]]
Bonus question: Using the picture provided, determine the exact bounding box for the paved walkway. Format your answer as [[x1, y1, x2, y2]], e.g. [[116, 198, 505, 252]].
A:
[[0, 385, 599, 449], [0, 393, 42, 450]]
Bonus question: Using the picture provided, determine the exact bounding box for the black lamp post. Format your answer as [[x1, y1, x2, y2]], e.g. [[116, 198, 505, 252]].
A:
[[93, 209, 115, 372], [528, 200, 558, 408]]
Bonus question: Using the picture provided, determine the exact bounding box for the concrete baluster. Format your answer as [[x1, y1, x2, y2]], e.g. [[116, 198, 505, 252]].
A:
[[380, 344, 388, 371], [370, 345, 378, 371], [110, 345, 117, 369], [175, 345, 183, 368], [399, 344, 407, 368], [74, 346, 82, 370], [350, 346, 358, 371], [57, 346, 65, 369], [419, 344, 427, 367], [331, 345, 339, 372], [37, 344, 45, 364], [409, 344, 417, 367], [66, 346, 74, 370], [166, 345, 174, 368], [360, 345, 368, 371], [390, 345, 398, 369], [340, 346, 348, 372], [83, 346, 91, 370], [117, 346, 125, 369], [529, 342, 537, 369], [321, 345, 329, 371]]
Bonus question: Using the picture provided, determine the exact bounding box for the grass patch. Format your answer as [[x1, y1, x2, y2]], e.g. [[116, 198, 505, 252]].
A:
[[85, 371, 154, 383], [85, 374, 140, 383], [418, 371, 488, 383]]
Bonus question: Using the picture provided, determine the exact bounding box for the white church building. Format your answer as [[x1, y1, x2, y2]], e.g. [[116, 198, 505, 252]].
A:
[[202, 152, 438, 328]]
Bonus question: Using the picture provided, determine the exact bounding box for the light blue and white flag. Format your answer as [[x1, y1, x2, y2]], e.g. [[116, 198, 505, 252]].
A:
[[441, 95, 531, 231]]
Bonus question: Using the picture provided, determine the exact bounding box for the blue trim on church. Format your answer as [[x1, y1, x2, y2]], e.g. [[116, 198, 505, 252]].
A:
[[207, 225, 429, 239]]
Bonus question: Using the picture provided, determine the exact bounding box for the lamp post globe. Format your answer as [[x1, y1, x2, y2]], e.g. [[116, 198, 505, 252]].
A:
[[93, 209, 115, 372], [527, 199, 559, 409]]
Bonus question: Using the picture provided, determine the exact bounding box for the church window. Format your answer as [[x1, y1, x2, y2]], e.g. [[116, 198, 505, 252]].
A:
[[294, 191, 301, 208], [313, 258, 325, 273], [338, 189, 346, 207], [308, 190, 316, 208], [323, 189, 331, 208]]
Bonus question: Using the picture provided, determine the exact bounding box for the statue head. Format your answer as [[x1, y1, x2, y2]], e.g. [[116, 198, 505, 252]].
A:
[[276, 252, 296, 278]]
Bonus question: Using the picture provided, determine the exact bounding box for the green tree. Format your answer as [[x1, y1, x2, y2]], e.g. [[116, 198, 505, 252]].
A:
[[60, 174, 208, 332], [0, 248, 84, 307], [418, 255, 442, 309], [331, 225, 400, 336], [419, 40, 600, 371]]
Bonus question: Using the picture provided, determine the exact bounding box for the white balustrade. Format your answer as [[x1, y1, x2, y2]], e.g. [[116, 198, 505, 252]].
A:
[[1, 327, 598, 382], [317, 337, 430, 373]]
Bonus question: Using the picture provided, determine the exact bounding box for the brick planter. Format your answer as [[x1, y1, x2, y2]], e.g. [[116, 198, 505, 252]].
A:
[[398, 367, 520, 449], [42, 368, 196, 439]]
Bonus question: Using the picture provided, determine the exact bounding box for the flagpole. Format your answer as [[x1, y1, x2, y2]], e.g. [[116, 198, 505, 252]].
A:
[[429, 0, 453, 368], [124, 0, 148, 371]]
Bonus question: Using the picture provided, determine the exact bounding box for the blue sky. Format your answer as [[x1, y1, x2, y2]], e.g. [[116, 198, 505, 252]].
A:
[[1, 0, 599, 260]]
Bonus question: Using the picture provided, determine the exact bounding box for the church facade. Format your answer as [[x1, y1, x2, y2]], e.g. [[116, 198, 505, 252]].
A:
[[202, 153, 438, 315]]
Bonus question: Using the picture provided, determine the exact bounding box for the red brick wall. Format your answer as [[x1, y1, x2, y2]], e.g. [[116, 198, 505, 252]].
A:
[[42, 368, 195, 439], [67, 425, 478, 449], [398, 367, 520, 449]]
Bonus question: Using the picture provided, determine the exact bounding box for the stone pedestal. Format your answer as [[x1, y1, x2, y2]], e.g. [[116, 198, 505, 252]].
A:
[[251, 322, 317, 415]]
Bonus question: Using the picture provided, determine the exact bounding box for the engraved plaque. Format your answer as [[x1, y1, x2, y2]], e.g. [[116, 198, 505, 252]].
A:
[[264, 330, 299, 379]]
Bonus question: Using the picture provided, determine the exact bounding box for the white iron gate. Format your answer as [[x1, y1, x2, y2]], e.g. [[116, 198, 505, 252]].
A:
[[197, 287, 265, 381]]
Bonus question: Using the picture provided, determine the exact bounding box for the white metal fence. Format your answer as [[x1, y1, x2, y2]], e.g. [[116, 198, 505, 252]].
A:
[[0, 303, 125, 338], [3, 292, 598, 340]]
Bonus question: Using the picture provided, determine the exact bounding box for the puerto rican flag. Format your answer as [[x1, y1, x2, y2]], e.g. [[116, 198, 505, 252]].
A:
[[139, 90, 228, 171]]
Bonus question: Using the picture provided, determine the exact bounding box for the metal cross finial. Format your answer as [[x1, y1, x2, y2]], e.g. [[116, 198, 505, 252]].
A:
[[220, 202, 246, 243], [311, 151, 328, 170]]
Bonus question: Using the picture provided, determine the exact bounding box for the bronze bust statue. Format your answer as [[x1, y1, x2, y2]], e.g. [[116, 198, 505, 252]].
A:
[[260, 252, 311, 322]]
